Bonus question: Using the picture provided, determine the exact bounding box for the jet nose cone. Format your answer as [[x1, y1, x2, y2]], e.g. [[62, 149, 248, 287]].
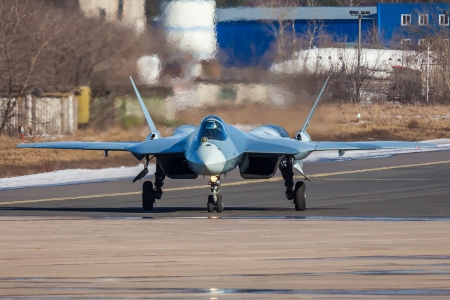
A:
[[186, 143, 226, 175]]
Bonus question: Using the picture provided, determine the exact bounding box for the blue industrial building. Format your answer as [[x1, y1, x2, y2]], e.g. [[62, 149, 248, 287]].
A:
[[215, 3, 450, 68], [377, 3, 450, 41]]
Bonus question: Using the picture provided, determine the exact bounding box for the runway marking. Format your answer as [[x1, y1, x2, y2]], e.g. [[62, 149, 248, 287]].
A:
[[2, 159, 450, 206]]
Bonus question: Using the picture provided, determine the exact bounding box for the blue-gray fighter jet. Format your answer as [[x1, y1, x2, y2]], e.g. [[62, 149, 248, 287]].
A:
[[17, 77, 437, 212]]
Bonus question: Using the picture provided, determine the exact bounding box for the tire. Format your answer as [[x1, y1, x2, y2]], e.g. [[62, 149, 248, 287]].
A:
[[294, 181, 306, 211], [207, 195, 214, 213], [142, 181, 155, 211], [216, 195, 223, 213]]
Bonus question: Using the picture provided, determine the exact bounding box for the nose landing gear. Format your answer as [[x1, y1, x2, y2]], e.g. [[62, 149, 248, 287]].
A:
[[207, 175, 223, 213]]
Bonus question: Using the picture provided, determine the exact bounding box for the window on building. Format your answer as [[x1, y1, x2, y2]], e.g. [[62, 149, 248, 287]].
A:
[[401, 39, 411, 47], [444, 39, 450, 45], [219, 87, 236, 101], [401, 14, 411, 26], [419, 14, 428, 26], [418, 39, 426, 47], [439, 14, 449, 26]]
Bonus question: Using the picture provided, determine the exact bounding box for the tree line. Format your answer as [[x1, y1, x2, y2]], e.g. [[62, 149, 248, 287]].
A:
[[0, 0, 166, 135]]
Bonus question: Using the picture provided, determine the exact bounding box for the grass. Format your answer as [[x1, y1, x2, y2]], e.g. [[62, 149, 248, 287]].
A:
[[338, 103, 450, 141], [0, 127, 147, 179], [1, 103, 449, 179]]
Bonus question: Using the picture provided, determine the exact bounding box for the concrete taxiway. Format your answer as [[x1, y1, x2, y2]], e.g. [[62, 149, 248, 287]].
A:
[[0, 150, 449, 298]]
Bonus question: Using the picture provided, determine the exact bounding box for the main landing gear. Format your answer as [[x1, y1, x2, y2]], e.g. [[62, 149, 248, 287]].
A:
[[279, 156, 306, 211], [142, 163, 165, 211], [294, 181, 306, 211], [207, 175, 223, 213]]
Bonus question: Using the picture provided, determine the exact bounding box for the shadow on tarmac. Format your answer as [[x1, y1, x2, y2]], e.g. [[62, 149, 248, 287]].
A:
[[0, 206, 346, 215]]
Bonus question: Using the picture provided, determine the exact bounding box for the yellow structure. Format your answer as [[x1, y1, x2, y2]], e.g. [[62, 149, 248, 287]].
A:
[[76, 86, 90, 124]]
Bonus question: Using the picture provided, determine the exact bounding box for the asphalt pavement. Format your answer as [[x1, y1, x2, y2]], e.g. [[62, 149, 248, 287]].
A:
[[2, 150, 450, 298], [1, 150, 449, 218]]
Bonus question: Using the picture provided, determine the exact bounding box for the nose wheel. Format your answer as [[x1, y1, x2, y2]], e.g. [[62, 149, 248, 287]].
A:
[[207, 175, 223, 213], [207, 194, 223, 212]]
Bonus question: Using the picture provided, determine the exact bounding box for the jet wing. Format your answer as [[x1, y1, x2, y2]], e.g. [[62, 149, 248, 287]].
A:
[[244, 138, 437, 156], [313, 141, 438, 151], [16, 141, 136, 151], [17, 136, 188, 155]]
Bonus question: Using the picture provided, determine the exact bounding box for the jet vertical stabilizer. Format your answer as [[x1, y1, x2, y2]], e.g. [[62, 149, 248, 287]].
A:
[[129, 76, 161, 140], [295, 76, 330, 142]]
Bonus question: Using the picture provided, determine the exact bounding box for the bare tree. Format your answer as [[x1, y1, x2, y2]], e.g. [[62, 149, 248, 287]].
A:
[[253, 0, 302, 62], [0, 0, 169, 135], [397, 8, 450, 104], [334, 0, 363, 7], [0, 0, 64, 135]]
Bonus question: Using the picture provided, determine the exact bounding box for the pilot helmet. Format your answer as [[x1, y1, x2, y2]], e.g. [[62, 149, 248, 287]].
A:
[[205, 120, 217, 130]]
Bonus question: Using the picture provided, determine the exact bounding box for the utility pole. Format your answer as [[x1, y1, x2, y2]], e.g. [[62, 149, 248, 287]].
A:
[[426, 42, 431, 105], [350, 10, 369, 103], [357, 13, 362, 103]]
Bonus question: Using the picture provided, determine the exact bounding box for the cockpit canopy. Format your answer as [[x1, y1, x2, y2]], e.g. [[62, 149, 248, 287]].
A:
[[197, 116, 228, 141]]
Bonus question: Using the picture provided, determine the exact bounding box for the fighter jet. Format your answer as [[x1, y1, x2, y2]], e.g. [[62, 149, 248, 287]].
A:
[[17, 77, 436, 212]]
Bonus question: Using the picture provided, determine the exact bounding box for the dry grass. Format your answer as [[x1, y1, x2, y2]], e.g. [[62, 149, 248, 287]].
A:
[[0, 127, 147, 179], [176, 102, 450, 141], [1, 103, 449, 179], [339, 103, 450, 141]]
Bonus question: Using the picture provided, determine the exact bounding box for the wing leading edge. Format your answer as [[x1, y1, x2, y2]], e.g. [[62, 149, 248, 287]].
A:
[[16, 141, 137, 151], [313, 141, 438, 151]]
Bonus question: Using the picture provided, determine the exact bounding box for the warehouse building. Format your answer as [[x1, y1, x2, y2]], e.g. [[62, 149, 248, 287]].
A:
[[215, 3, 450, 68]]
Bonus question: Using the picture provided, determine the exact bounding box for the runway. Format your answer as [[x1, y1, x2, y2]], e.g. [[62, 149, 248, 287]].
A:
[[1, 150, 449, 218]]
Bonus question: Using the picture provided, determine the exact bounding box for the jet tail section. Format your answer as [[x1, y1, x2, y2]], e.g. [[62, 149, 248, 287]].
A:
[[297, 76, 330, 141], [129, 76, 161, 139], [301, 76, 330, 132]]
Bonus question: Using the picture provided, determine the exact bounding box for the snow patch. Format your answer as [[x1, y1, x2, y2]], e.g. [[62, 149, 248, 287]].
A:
[[305, 139, 450, 163], [0, 164, 156, 191]]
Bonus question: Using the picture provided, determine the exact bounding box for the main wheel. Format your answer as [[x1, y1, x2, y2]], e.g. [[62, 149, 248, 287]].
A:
[[294, 181, 306, 211], [207, 195, 214, 213], [216, 195, 223, 213], [142, 181, 155, 211]]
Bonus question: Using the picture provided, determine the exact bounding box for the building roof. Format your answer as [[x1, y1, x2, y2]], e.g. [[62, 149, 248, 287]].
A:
[[216, 6, 377, 22]]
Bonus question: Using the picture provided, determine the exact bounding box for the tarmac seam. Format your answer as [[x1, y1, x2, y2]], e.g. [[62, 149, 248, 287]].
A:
[[2, 159, 450, 206]]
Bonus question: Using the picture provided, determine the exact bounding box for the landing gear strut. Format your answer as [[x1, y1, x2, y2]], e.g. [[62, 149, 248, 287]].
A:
[[280, 156, 294, 200], [207, 175, 223, 213], [279, 156, 306, 211], [154, 163, 165, 200]]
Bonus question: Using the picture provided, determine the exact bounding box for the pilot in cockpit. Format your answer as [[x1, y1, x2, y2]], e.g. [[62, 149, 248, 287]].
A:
[[202, 120, 227, 141]]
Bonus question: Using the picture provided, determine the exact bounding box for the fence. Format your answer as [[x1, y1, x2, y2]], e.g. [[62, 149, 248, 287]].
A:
[[0, 93, 78, 136]]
